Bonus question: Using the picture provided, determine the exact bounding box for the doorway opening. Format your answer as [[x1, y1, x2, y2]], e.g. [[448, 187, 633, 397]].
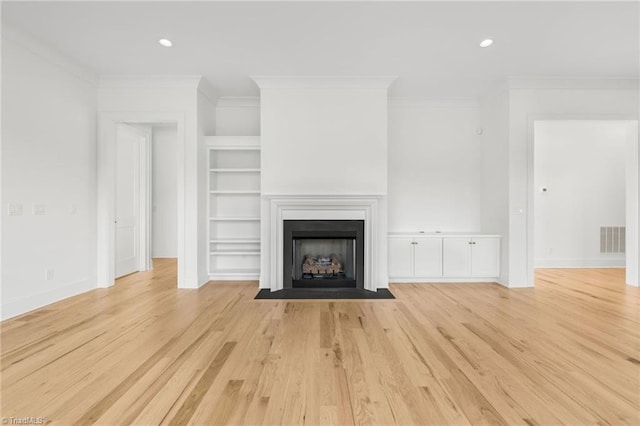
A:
[[114, 122, 178, 280], [533, 120, 638, 285]]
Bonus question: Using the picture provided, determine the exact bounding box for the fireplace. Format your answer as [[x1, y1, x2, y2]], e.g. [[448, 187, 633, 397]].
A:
[[283, 220, 364, 289], [261, 194, 387, 292]]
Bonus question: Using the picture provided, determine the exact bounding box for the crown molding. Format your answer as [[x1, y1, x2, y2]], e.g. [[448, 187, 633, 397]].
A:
[[216, 97, 260, 108], [197, 78, 218, 104], [98, 75, 203, 89], [223, 96, 480, 109], [389, 98, 479, 108], [478, 79, 511, 103], [251, 76, 397, 90], [507, 77, 639, 90], [2, 23, 98, 86]]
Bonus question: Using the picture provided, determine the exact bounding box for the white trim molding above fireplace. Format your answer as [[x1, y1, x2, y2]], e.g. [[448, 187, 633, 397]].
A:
[[261, 194, 388, 292]]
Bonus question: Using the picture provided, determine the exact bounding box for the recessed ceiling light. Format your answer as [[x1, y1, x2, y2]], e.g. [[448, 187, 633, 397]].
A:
[[479, 39, 494, 48], [158, 38, 173, 48]]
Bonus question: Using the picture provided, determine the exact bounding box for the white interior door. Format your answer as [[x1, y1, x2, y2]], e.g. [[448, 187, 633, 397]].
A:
[[115, 124, 141, 278]]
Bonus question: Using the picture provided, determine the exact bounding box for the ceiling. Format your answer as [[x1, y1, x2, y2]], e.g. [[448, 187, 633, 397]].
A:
[[3, 1, 638, 98]]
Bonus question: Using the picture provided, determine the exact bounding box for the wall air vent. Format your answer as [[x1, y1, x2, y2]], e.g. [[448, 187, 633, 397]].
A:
[[600, 226, 625, 254]]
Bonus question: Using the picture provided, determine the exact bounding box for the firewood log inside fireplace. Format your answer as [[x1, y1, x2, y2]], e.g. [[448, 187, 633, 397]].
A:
[[302, 254, 343, 276]]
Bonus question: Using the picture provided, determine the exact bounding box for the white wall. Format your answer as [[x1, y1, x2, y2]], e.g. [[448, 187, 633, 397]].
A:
[[256, 78, 392, 290], [388, 100, 482, 233], [151, 126, 178, 258], [479, 89, 510, 285], [1, 32, 98, 319], [534, 121, 627, 267], [221, 81, 639, 288], [508, 80, 639, 287], [225, 97, 488, 235], [260, 87, 389, 195], [215, 98, 260, 136]]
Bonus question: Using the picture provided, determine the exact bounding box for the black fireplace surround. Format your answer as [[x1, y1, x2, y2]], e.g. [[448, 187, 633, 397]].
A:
[[283, 220, 365, 289]]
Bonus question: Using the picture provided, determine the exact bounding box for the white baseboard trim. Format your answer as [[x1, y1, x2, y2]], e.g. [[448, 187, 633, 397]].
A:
[[390, 277, 500, 284], [1, 277, 95, 321], [535, 258, 625, 268], [506, 281, 534, 288], [490, 279, 533, 288], [208, 274, 260, 282], [495, 278, 509, 287]]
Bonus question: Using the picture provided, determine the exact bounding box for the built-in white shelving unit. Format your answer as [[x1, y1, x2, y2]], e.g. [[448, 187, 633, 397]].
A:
[[207, 136, 260, 280]]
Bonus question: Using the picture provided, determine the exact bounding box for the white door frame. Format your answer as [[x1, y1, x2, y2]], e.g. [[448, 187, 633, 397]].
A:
[[98, 112, 185, 287], [131, 124, 153, 272], [527, 115, 639, 287], [140, 129, 152, 272]]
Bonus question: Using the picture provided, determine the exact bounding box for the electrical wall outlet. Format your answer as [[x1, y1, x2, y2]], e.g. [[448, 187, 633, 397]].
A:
[[8, 204, 23, 216], [33, 204, 46, 215], [46, 269, 54, 280]]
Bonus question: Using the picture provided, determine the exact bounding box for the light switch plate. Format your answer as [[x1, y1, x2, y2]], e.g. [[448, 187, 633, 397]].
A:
[[33, 204, 46, 215], [8, 204, 23, 216]]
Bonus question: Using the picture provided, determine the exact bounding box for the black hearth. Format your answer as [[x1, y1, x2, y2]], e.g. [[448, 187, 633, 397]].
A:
[[283, 220, 364, 289]]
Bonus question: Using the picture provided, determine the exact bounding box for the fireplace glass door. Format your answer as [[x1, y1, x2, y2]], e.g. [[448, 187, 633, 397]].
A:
[[283, 220, 364, 289], [293, 238, 356, 285]]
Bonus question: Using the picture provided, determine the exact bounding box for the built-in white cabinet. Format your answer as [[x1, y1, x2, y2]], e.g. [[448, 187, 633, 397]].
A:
[[388, 237, 413, 277], [442, 237, 500, 278], [414, 237, 444, 277], [207, 136, 260, 280], [389, 236, 442, 278], [388, 233, 500, 281], [440, 238, 470, 277]]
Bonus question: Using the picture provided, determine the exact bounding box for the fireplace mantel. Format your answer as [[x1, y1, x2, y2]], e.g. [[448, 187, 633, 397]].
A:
[[260, 194, 388, 292]]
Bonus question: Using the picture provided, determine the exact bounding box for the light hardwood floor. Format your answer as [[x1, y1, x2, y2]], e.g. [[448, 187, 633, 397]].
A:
[[1, 260, 639, 425]]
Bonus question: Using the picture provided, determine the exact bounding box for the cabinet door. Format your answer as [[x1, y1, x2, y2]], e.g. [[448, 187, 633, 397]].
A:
[[413, 237, 443, 277], [388, 237, 414, 278], [471, 238, 500, 277], [442, 238, 472, 277]]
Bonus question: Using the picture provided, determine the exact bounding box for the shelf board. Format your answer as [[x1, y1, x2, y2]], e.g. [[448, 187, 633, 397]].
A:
[[210, 239, 260, 244], [210, 250, 260, 256], [209, 217, 260, 221], [209, 268, 260, 275], [209, 146, 260, 151], [210, 168, 260, 173], [210, 190, 260, 195]]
